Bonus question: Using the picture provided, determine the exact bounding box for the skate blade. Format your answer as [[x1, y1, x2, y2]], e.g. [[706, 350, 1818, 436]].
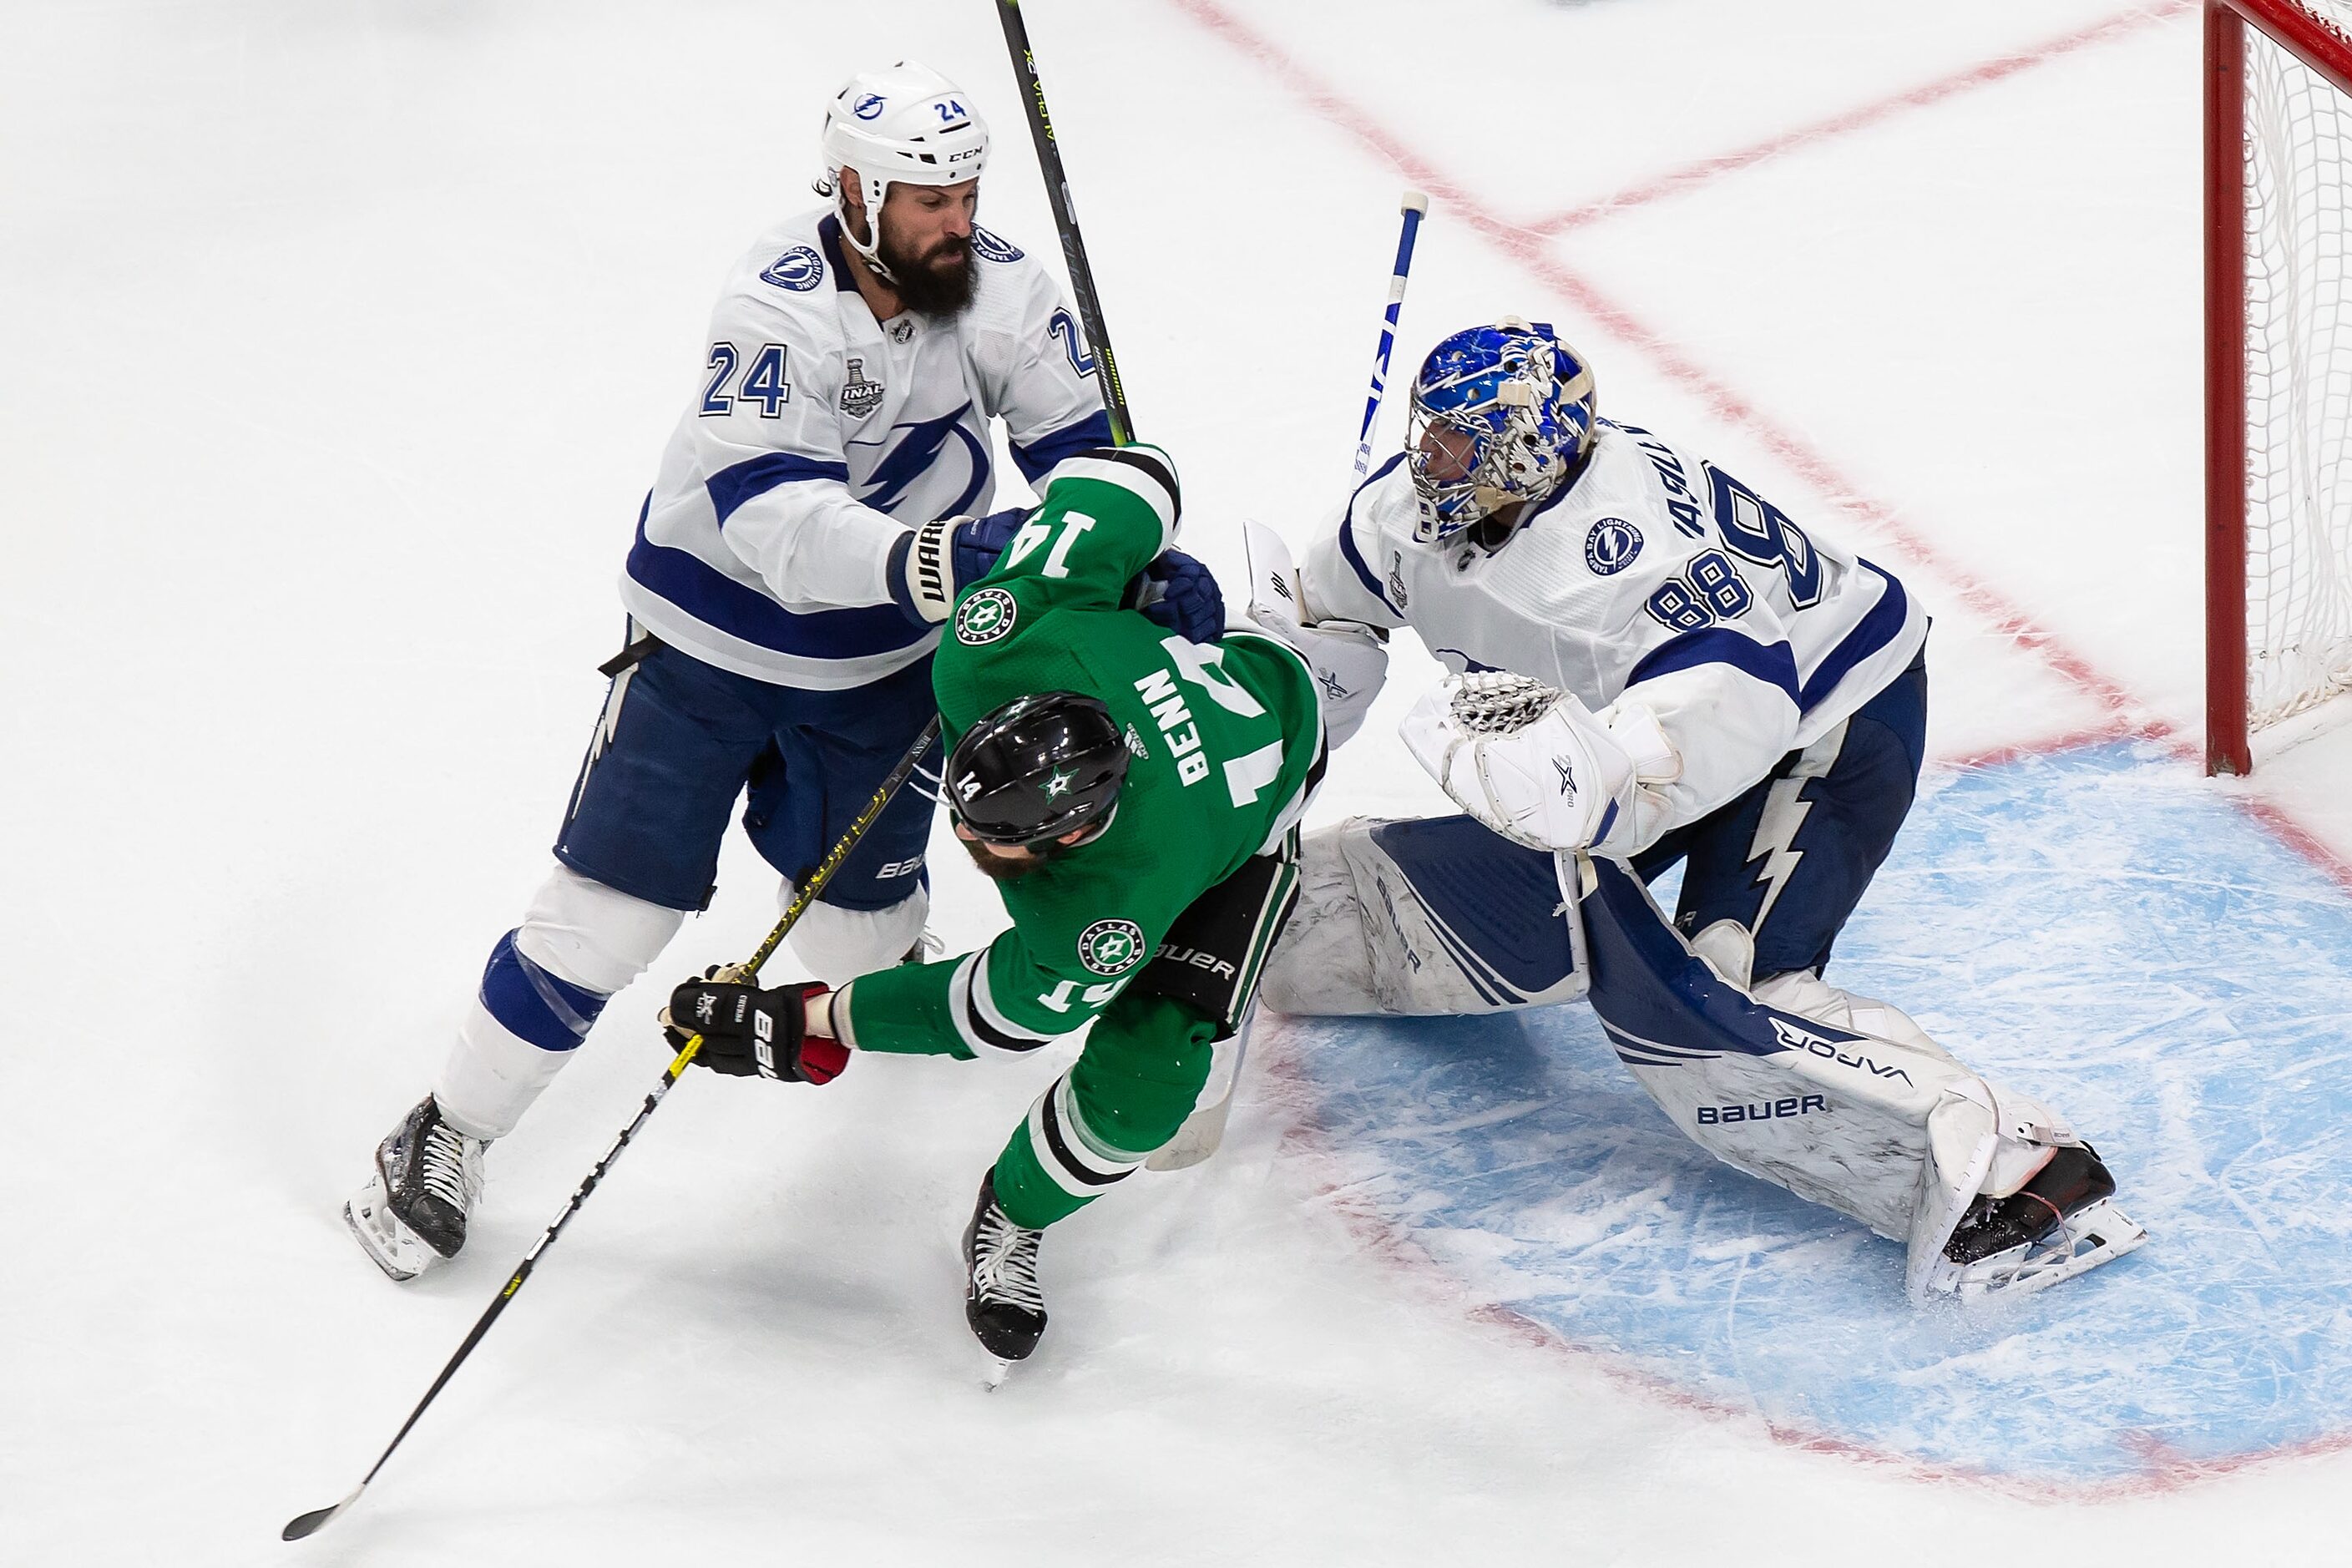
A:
[[982, 1357, 1014, 1392], [1934, 1197, 2148, 1300], [344, 1178, 438, 1282]]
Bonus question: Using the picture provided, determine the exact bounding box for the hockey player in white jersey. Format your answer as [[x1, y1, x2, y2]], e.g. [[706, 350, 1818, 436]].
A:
[[346, 62, 1222, 1280], [1253, 319, 2143, 1299]]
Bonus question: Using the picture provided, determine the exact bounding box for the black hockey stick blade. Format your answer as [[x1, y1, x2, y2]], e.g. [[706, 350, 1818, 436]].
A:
[[281, 1485, 362, 1540]]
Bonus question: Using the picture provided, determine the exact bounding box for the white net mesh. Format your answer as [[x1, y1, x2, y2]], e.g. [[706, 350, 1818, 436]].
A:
[[2243, 1, 2352, 728]]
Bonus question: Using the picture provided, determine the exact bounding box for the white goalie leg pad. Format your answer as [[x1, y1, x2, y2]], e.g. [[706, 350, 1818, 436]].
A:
[[437, 864, 685, 1141], [1257, 816, 1587, 1016], [785, 883, 929, 983], [1582, 862, 2138, 1301]]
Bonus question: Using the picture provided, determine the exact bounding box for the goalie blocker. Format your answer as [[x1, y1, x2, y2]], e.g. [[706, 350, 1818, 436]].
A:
[[1261, 815, 2145, 1301]]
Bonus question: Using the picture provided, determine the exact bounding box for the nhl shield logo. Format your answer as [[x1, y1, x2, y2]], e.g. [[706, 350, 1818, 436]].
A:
[[1077, 918, 1146, 977], [954, 587, 1018, 645], [838, 357, 885, 418], [760, 245, 825, 293]]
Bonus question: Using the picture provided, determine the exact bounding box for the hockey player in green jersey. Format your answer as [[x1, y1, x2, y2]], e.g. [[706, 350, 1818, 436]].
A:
[[660, 444, 1327, 1362]]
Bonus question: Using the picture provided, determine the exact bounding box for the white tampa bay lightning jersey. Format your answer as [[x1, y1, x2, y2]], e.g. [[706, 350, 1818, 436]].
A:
[[619, 209, 1110, 689], [1302, 417, 1928, 844]]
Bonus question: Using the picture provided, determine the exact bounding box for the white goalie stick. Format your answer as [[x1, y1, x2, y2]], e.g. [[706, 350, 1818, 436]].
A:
[[1149, 195, 1431, 1174]]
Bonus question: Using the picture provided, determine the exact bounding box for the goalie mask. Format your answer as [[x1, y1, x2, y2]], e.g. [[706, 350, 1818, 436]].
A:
[[1405, 319, 1598, 544], [946, 692, 1130, 849]]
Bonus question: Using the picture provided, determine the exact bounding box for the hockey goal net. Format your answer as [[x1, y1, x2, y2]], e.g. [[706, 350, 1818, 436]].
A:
[[2208, 0, 2352, 773]]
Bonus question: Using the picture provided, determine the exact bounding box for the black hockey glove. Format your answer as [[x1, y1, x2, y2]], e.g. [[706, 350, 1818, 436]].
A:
[[951, 507, 1034, 589], [892, 508, 1034, 626], [1127, 546, 1226, 644], [662, 972, 847, 1085]]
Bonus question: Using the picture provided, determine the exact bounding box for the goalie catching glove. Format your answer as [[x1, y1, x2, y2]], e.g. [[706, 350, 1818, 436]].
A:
[[1399, 672, 1679, 857], [662, 969, 847, 1084]]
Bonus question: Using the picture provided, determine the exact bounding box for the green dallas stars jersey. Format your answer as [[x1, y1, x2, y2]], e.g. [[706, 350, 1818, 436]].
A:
[[834, 446, 1324, 1059]]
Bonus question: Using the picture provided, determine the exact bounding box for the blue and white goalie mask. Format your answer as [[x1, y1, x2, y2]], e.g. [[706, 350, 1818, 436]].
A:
[[1404, 320, 1598, 544]]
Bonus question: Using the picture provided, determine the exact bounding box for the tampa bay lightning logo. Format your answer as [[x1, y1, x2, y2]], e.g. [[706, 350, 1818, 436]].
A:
[[760, 245, 825, 293], [856, 400, 991, 518], [1584, 517, 1643, 576], [970, 225, 1024, 263], [853, 93, 886, 120]]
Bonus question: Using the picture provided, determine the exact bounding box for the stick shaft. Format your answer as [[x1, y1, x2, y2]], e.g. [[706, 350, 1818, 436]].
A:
[[288, 715, 943, 1538], [1353, 193, 1429, 480], [995, 0, 1134, 444]]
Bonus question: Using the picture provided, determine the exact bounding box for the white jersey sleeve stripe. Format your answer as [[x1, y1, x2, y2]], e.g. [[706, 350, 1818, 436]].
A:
[[1010, 410, 1115, 486], [948, 949, 1066, 1060], [1626, 627, 1801, 707], [624, 505, 933, 662], [1337, 453, 1409, 616], [705, 452, 853, 523], [1795, 560, 1910, 711]]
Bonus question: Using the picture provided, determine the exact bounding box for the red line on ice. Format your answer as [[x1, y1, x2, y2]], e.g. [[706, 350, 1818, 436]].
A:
[[1532, 2, 2198, 235], [1167, 0, 2158, 731], [1252, 1017, 2352, 1499], [1166, 0, 2352, 888], [1167, 0, 2352, 1480]]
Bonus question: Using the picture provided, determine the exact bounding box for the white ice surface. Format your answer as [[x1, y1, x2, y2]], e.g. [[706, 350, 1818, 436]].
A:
[[5, 1, 2351, 1564]]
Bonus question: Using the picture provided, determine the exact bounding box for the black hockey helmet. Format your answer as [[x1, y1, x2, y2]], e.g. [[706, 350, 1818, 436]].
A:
[[945, 691, 1130, 847]]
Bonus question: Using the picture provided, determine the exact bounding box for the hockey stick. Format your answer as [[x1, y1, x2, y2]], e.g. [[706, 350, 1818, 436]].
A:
[[1151, 200, 1426, 1172], [282, 715, 943, 1542], [994, 0, 1135, 445], [1353, 191, 1429, 481]]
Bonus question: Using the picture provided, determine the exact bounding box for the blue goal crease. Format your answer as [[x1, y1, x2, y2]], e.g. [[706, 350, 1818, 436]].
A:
[[1282, 741, 2352, 1485]]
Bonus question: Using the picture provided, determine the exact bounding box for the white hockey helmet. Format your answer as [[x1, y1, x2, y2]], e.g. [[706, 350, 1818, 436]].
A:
[[817, 62, 989, 277]]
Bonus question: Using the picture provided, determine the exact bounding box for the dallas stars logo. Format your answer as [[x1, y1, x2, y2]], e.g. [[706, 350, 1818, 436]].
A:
[[1077, 918, 1146, 977], [1043, 768, 1075, 799], [954, 587, 1018, 645]]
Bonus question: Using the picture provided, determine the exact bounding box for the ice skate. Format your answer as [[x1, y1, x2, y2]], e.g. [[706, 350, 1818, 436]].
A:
[[1932, 1145, 2147, 1298], [345, 1095, 489, 1282], [962, 1171, 1049, 1376]]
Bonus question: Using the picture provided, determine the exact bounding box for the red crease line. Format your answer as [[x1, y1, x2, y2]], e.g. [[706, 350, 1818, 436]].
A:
[[1535, 1, 2198, 234], [1168, 0, 2157, 734]]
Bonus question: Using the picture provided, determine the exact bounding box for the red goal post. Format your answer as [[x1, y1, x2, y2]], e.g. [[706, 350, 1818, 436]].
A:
[[2207, 0, 2352, 774]]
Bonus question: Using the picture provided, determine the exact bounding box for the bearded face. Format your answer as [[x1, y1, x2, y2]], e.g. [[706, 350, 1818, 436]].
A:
[[875, 203, 975, 316], [958, 828, 1045, 881]]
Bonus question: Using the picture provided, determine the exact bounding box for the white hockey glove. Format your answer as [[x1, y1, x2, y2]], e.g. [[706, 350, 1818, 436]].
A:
[[1240, 518, 1388, 748], [1399, 674, 1677, 857]]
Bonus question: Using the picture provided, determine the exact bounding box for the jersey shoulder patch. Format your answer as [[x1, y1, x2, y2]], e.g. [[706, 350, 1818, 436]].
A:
[[970, 225, 1024, 263], [1076, 918, 1146, 976], [759, 245, 826, 293], [1584, 517, 1643, 576], [954, 586, 1019, 645]]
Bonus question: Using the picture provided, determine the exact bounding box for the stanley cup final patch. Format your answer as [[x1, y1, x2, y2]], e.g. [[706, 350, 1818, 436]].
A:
[[1077, 919, 1147, 976], [954, 587, 1018, 645]]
